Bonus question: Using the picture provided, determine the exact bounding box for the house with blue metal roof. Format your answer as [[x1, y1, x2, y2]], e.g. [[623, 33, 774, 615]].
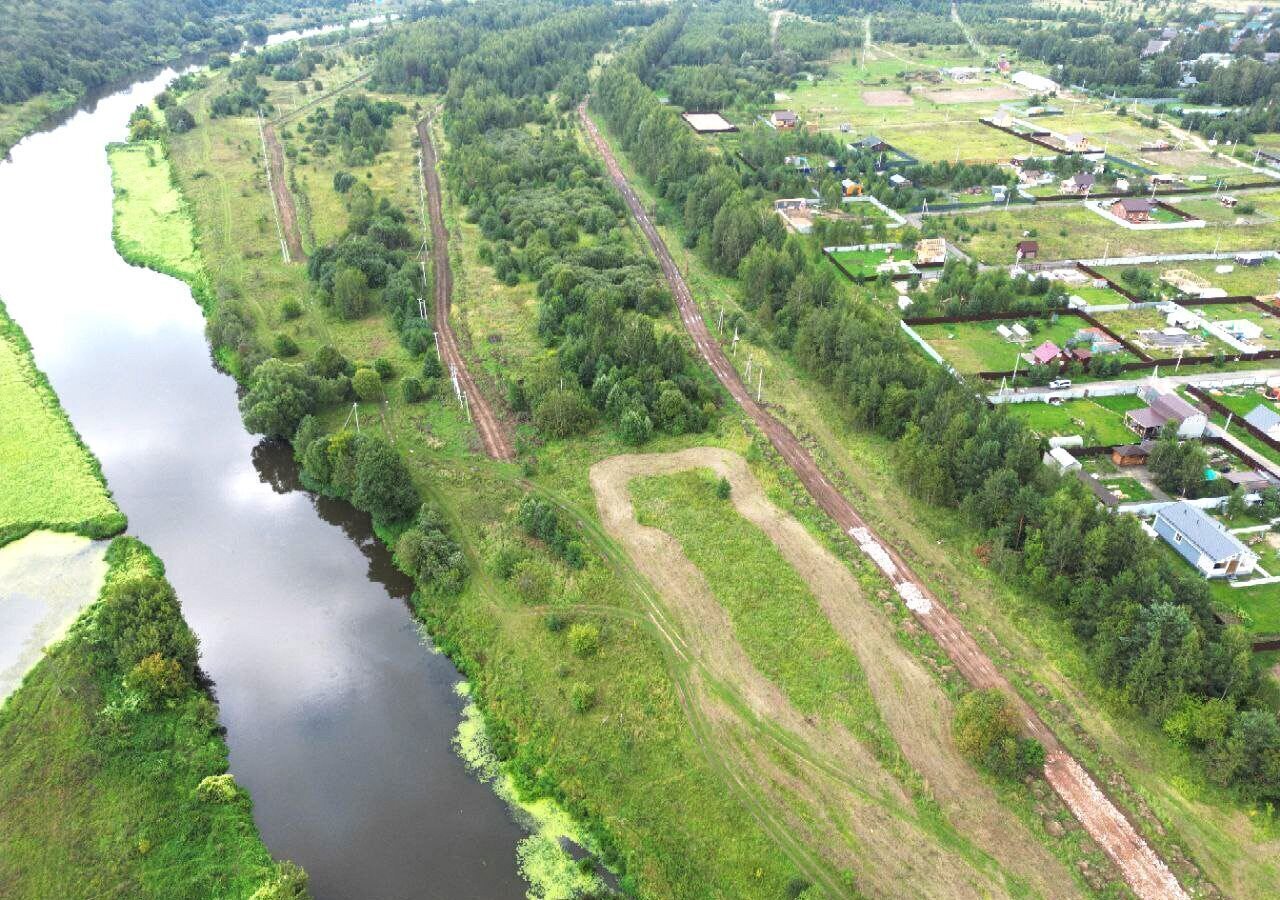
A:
[[1154, 501, 1258, 579]]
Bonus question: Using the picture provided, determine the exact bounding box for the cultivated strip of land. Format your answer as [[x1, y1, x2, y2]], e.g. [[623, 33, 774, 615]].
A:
[[417, 114, 514, 461], [580, 100, 1188, 900]]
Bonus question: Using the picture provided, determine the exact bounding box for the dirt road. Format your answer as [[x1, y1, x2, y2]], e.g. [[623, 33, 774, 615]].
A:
[[417, 116, 514, 462], [580, 101, 1187, 900], [593, 448, 1078, 899], [259, 119, 305, 263]]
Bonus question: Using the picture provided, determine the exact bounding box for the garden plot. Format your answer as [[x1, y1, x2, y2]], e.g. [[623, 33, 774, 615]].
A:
[[920, 86, 1020, 104], [827, 246, 914, 280], [1005, 398, 1138, 446], [915, 318, 1082, 373], [1101, 259, 1280, 298], [863, 89, 914, 107], [1093, 307, 1235, 357], [1194, 303, 1280, 350]]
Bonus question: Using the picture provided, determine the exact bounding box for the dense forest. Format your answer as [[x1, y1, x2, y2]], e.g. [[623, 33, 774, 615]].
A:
[[595, 3, 1280, 805], [0, 0, 325, 106]]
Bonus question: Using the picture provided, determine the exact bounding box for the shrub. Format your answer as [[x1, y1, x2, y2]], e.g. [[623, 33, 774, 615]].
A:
[[125, 654, 188, 707], [533, 388, 594, 438], [515, 496, 585, 568], [568, 622, 600, 658], [281, 299, 303, 321], [952, 689, 1043, 779], [544, 612, 567, 633], [570, 681, 595, 713], [249, 861, 310, 900], [373, 357, 394, 380], [716, 476, 731, 499], [310, 344, 352, 378], [401, 376, 425, 403], [395, 505, 467, 594], [273, 334, 300, 357], [352, 367, 382, 401], [195, 774, 239, 803], [97, 574, 199, 675]]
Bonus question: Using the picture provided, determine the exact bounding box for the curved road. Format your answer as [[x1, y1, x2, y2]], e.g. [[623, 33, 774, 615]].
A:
[[417, 115, 514, 461], [580, 101, 1187, 900]]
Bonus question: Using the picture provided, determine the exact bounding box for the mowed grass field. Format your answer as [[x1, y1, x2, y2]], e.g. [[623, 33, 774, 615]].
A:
[[828, 246, 912, 279], [1096, 259, 1280, 298], [0, 301, 124, 546], [108, 141, 203, 283]]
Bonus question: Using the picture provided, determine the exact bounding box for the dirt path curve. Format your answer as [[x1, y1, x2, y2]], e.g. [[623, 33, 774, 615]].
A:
[[593, 448, 1078, 900], [417, 115, 514, 461], [580, 100, 1188, 900], [258, 117, 305, 263]]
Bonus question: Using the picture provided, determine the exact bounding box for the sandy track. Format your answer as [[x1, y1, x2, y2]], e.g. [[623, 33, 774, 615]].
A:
[[592, 449, 1054, 898], [417, 115, 514, 461], [580, 100, 1187, 900], [260, 120, 305, 263]]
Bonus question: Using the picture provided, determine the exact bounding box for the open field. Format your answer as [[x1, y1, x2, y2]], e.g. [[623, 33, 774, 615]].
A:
[[915, 318, 1082, 373], [1097, 259, 1280, 297], [108, 141, 203, 284], [0, 301, 124, 546], [1005, 399, 1137, 446], [599, 449, 1079, 900], [877, 119, 1032, 164], [921, 86, 1020, 104], [939, 198, 1280, 264]]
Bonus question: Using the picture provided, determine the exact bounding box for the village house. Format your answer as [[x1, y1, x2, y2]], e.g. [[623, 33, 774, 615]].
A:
[[1062, 132, 1090, 152], [1012, 71, 1058, 93], [1024, 340, 1064, 367], [770, 110, 798, 129], [889, 172, 912, 188], [1154, 501, 1258, 578], [1143, 39, 1171, 57], [1244, 404, 1280, 439], [1072, 326, 1123, 354], [1015, 240, 1039, 260], [1124, 387, 1208, 439], [849, 135, 888, 153], [1111, 198, 1155, 223], [1224, 469, 1272, 493], [1061, 172, 1095, 194]]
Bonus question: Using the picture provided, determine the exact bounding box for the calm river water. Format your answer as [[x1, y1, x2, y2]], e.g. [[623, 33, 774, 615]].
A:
[[0, 68, 524, 899]]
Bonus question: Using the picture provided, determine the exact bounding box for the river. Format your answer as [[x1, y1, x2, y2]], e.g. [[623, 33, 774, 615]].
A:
[[0, 68, 525, 900]]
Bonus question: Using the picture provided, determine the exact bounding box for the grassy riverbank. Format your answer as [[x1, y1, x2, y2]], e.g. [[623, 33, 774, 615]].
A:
[[0, 299, 125, 546], [108, 141, 206, 289], [0, 538, 292, 898]]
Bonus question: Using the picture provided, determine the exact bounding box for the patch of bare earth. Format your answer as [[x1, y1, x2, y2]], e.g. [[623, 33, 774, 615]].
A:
[[923, 86, 1020, 103], [592, 448, 1080, 899], [863, 89, 915, 107]]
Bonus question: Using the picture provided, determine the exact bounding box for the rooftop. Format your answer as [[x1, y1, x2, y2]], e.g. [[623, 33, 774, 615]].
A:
[[1157, 501, 1251, 562]]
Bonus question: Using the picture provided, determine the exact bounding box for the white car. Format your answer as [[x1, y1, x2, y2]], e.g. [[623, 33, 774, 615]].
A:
[[1048, 379, 1072, 390]]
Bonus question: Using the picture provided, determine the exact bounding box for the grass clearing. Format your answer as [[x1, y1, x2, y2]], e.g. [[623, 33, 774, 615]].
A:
[[915, 318, 1081, 373], [0, 300, 124, 546], [828, 246, 912, 279], [108, 141, 202, 284], [1005, 399, 1136, 446]]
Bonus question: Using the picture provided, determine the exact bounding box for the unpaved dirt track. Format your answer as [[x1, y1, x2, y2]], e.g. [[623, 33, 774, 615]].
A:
[[260, 120, 305, 263], [417, 115, 514, 461], [593, 449, 1078, 900], [580, 101, 1188, 900]]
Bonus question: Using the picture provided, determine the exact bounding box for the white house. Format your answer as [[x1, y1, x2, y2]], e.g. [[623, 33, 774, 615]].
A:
[[1154, 501, 1258, 579]]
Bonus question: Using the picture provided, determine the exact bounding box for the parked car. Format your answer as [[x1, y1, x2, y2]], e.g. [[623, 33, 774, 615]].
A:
[[1048, 379, 1072, 390]]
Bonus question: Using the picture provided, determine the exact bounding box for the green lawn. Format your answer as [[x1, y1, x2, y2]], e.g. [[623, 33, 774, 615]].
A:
[[108, 141, 203, 284], [1096, 259, 1280, 299], [1211, 578, 1280, 637], [1004, 398, 1136, 447], [829, 246, 913, 279], [1096, 475, 1152, 503], [1149, 205, 1190, 225], [0, 301, 125, 546], [915, 317, 1081, 373]]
